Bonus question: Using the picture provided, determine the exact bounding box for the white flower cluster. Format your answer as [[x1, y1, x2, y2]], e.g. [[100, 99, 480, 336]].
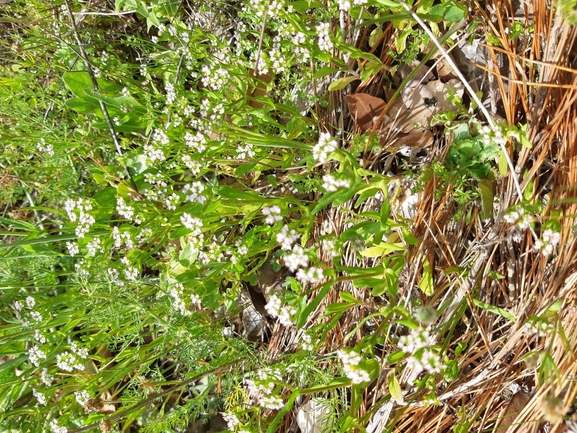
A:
[[165, 82, 176, 105], [322, 174, 350, 192], [265, 295, 296, 326], [14, 298, 44, 328], [237, 143, 256, 160], [66, 240, 79, 256], [56, 343, 88, 372], [29, 345, 46, 367], [112, 226, 134, 251], [317, 22, 333, 53], [201, 64, 228, 91], [262, 205, 283, 225], [399, 328, 443, 376], [33, 388, 47, 405], [283, 245, 309, 272], [41, 368, 54, 386], [337, 349, 371, 384], [276, 224, 299, 250], [37, 138, 54, 156], [183, 181, 206, 204], [300, 333, 314, 351], [503, 206, 532, 230], [35, 330, 46, 344], [49, 419, 67, 433], [180, 213, 203, 237], [116, 197, 135, 220], [75, 389, 91, 407], [245, 368, 284, 410], [144, 143, 166, 163], [86, 237, 104, 256], [65, 198, 95, 238], [322, 237, 341, 258], [169, 283, 189, 316], [184, 131, 207, 153], [480, 125, 506, 147], [523, 318, 554, 337], [296, 266, 324, 285], [313, 132, 338, 163], [534, 228, 561, 257], [120, 256, 139, 281], [223, 411, 240, 431], [181, 154, 202, 175], [291, 31, 310, 63]]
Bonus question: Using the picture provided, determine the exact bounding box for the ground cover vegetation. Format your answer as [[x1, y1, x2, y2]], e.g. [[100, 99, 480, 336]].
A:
[[1, 0, 577, 432]]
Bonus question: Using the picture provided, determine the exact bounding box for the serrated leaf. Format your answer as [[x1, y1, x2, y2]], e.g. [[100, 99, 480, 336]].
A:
[[419, 258, 434, 296], [328, 75, 360, 91]]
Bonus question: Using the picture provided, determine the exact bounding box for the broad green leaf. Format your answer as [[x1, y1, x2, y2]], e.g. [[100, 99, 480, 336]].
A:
[[473, 299, 516, 322], [328, 75, 360, 91], [339, 292, 360, 304], [360, 242, 406, 257], [369, 26, 383, 47], [443, 0, 467, 21], [419, 258, 434, 296], [313, 67, 342, 79], [388, 373, 403, 403]]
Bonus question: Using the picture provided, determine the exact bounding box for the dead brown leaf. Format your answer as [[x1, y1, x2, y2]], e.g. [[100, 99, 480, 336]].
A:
[[346, 93, 387, 133]]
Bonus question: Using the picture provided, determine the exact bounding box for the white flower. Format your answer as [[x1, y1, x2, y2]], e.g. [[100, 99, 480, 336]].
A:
[[317, 22, 333, 52], [262, 205, 283, 225], [183, 181, 206, 204], [313, 132, 338, 163], [41, 368, 54, 386], [337, 350, 371, 384], [398, 328, 435, 354], [25, 296, 35, 308], [75, 389, 91, 406], [180, 213, 203, 236], [49, 419, 67, 433], [295, 267, 324, 285], [283, 245, 309, 272], [322, 174, 350, 192], [276, 225, 299, 250], [33, 388, 47, 405], [29, 346, 46, 367]]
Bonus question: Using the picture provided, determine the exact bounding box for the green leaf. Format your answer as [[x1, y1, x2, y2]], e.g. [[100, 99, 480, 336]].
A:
[[498, 149, 508, 176], [328, 75, 360, 91], [296, 281, 333, 328], [339, 292, 360, 304], [443, 0, 467, 21], [473, 299, 516, 322], [419, 258, 434, 296], [360, 242, 406, 257], [313, 67, 342, 79], [369, 26, 383, 47], [388, 373, 403, 403]]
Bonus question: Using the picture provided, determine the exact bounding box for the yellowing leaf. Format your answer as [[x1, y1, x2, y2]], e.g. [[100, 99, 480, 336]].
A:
[[388, 372, 404, 404], [419, 258, 434, 296], [360, 242, 406, 258]]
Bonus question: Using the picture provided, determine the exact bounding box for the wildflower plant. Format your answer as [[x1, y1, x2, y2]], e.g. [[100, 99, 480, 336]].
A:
[[0, 0, 571, 432]]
